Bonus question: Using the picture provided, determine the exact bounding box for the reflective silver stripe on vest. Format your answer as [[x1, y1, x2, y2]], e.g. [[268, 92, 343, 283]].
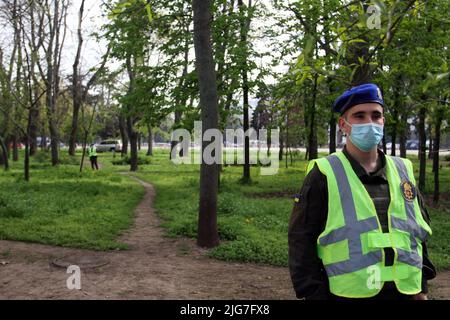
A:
[[390, 156, 429, 268], [319, 155, 382, 277]]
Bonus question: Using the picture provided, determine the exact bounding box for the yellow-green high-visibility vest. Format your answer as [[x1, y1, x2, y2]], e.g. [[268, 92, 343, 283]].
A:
[[306, 151, 432, 298], [88, 146, 97, 157]]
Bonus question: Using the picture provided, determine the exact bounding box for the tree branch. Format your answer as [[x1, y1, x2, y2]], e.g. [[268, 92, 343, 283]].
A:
[[288, 6, 338, 57]]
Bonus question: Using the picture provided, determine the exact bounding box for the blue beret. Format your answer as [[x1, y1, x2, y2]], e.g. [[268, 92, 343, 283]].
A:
[[332, 83, 384, 114]]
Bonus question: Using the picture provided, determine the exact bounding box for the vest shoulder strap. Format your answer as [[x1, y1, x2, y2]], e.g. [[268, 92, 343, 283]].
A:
[[306, 152, 344, 175], [386, 155, 415, 183]]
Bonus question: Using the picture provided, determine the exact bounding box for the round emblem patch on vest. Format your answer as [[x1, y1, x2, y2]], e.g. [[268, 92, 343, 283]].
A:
[[400, 180, 416, 201]]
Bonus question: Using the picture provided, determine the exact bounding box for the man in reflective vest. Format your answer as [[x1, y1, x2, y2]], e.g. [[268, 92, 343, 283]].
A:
[[288, 83, 436, 300], [88, 143, 99, 170]]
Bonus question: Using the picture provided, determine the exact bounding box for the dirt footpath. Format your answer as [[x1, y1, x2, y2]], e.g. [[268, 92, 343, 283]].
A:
[[0, 176, 448, 300]]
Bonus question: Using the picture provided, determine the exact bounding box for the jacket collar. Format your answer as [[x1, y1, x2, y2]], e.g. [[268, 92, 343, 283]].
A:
[[342, 146, 387, 181]]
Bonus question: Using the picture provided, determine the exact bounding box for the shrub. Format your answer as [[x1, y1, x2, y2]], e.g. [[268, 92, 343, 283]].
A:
[[59, 155, 80, 166], [33, 151, 51, 163], [112, 156, 151, 166], [0, 196, 25, 218]]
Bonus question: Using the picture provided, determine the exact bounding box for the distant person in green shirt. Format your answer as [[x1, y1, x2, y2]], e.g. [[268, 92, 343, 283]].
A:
[[88, 144, 99, 170]]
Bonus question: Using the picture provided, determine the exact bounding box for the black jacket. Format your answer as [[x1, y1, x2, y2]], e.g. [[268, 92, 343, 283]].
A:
[[288, 148, 436, 300]]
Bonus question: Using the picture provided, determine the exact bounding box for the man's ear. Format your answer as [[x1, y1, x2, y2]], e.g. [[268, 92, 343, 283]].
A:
[[338, 116, 347, 133]]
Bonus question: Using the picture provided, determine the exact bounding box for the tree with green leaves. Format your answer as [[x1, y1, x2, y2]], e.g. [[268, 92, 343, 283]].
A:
[[147, 0, 196, 159], [103, 0, 165, 171]]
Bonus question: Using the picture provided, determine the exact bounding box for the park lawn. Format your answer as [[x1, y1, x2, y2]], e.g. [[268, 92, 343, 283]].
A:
[[408, 157, 450, 270], [0, 150, 145, 250], [0, 148, 448, 271], [122, 149, 305, 266], [125, 148, 450, 270]]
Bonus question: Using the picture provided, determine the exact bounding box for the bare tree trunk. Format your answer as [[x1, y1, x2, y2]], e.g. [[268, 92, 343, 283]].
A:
[[418, 105, 427, 192], [224, 88, 234, 122], [23, 86, 46, 182], [428, 125, 433, 160], [285, 114, 288, 168], [289, 146, 293, 165], [29, 95, 40, 156], [47, 99, 59, 165], [6, 137, 12, 159], [0, 135, 9, 170], [279, 131, 283, 161], [127, 117, 138, 172], [68, 100, 81, 156], [399, 111, 407, 158], [193, 0, 220, 248], [390, 106, 398, 156], [433, 109, 443, 203], [79, 102, 97, 173], [238, 0, 252, 183], [49, 0, 61, 166], [399, 134, 407, 158], [242, 76, 250, 181], [22, 87, 45, 183], [119, 114, 128, 156], [147, 125, 153, 156], [12, 136, 19, 161], [329, 113, 336, 154], [10, 0, 20, 163], [125, 55, 138, 172], [40, 135, 47, 150], [170, 112, 182, 159], [391, 128, 397, 156], [25, 110, 32, 182], [308, 74, 318, 160]]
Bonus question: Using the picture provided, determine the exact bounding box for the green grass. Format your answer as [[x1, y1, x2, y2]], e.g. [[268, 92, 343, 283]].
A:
[[408, 157, 450, 270], [124, 150, 301, 266], [118, 148, 449, 270], [1, 147, 449, 271], [0, 150, 145, 250], [427, 206, 450, 270]]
